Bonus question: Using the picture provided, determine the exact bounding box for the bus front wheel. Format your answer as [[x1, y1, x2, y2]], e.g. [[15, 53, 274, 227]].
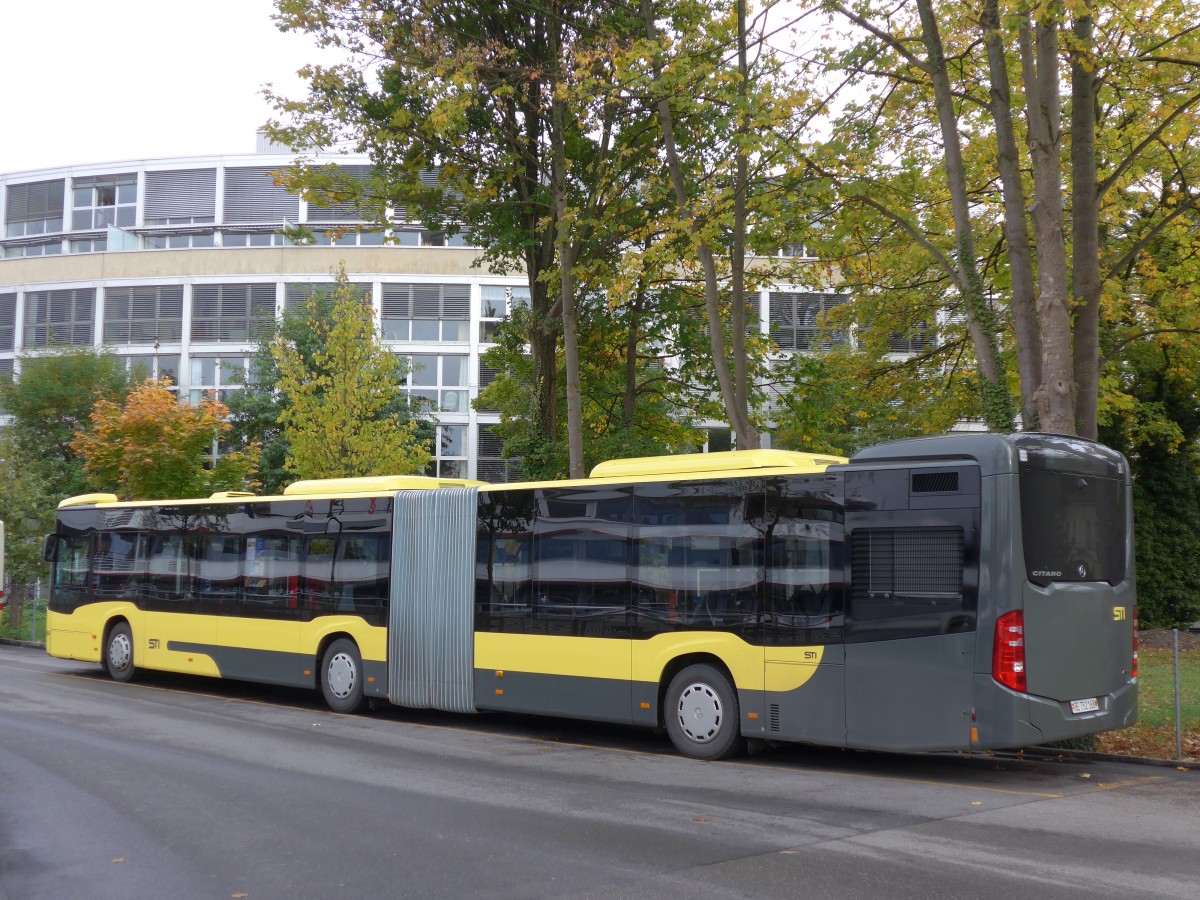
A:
[[665, 664, 746, 760], [104, 622, 137, 683], [321, 639, 366, 714]]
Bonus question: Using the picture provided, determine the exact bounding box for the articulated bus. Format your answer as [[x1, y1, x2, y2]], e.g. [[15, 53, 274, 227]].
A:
[[43, 433, 1137, 759]]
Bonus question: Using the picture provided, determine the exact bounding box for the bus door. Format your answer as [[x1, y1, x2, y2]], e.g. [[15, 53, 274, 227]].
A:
[[842, 466, 980, 752]]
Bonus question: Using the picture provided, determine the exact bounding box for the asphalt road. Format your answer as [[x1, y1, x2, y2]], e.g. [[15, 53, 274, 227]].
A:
[[2, 643, 1198, 900]]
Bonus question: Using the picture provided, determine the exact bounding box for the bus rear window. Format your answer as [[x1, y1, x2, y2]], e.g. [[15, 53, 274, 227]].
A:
[[1019, 468, 1125, 586]]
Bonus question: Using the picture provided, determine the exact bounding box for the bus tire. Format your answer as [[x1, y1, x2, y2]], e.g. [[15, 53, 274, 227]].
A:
[[665, 664, 746, 760], [321, 639, 366, 714], [104, 622, 137, 683]]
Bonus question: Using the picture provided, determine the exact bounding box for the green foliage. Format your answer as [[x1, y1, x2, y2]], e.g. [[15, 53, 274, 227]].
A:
[[771, 349, 975, 457], [0, 345, 131, 499], [71, 379, 259, 500], [478, 296, 703, 480], [272, 269, 432, 480], [0, 431, 55, 587]]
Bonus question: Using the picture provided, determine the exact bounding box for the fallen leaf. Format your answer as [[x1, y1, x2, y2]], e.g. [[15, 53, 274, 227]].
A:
[[112, 858, 125, 864]]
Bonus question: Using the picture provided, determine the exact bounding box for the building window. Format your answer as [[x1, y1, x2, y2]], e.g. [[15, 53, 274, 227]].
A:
[[5, 179, 64, 238], [145, 232, 215, 250], [70, 238, 107, 254], [23, 288, 95, 347], [402, 354, 469, 412], [126, 353, 181, 388], [72, 174, 136, 231], [435, 424, 468, 478], [0, 293, 15, 352], [769, 291, 849, 351], [222, 231, 290, 248], [310, 229, 386, 247], [191, 284, 276, 343], [190, 355, 248, 404], [479, 285, 529, 343], [476, 423, 522, 483], [104, 286, 184, 345], [382, 283, 470, 342], [2, 240, 62, 257]]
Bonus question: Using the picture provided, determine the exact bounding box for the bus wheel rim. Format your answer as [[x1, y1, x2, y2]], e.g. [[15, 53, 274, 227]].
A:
[[327, 652, 357, 699], [676, 682, 722, 743], [110, 633, 131, 670]]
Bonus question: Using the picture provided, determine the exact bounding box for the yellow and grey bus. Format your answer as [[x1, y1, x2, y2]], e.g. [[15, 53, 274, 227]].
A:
[[44, 432, 1138, 759]]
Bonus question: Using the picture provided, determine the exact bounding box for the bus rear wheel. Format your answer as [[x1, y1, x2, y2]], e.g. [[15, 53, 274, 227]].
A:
[[665, 664, 746, 760], [321, 639, 366, 714], [104, 622, 137, 683]]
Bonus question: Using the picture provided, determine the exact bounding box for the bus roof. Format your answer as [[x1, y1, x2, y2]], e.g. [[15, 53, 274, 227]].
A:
[[588, 449, 847, 480], [56, 475, 486, 509]]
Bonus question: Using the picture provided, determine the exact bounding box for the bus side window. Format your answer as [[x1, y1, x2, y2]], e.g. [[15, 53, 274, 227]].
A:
[[333, 535, 389, 623], [144, 532, 190, 609], [243, 534, 301, 616], [196, 534, 243, 615]]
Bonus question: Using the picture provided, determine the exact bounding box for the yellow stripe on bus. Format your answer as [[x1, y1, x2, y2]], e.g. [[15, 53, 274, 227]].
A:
[[474, 631, 825, 693]]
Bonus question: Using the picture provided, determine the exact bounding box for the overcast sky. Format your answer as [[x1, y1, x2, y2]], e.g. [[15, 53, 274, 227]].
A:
[[0, 0, 330, 175]]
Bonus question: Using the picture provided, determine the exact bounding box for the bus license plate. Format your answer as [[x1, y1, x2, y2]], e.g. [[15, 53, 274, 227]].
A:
[[1070, 698, 1100, 714]]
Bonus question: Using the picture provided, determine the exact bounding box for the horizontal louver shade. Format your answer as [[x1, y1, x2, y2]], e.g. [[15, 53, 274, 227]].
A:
[[144, 169, 217, 222], [191, 284, 276, 342], [103, 285, 184, 344], [382, 283, 470, 319], [6, 179, 65, 223], [23, 288, 94, 346], [284, 281, 370, 312], [0, 293, 15, 351], [769, 292, 848, 351], [223, 167, 299, 223], [304, 165, 370, 222]]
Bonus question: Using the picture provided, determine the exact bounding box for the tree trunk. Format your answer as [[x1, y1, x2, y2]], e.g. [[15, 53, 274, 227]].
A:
[[1021, 13, 1077, 435], [549, 12, 585, 479], [917, 0, 1015, 431], [641, 0, 758, 449], [982, 0, 1041, 429], [1070, 9, 1101, 440]]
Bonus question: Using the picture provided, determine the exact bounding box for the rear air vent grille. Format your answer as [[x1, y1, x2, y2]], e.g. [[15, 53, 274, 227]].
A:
[[912, 471, 959, 494]]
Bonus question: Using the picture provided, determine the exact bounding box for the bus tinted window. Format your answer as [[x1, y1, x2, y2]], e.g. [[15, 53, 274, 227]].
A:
[[633, 480, 764, 638], [1020, 469, 1126, 586], [533, 487, 631, 637]]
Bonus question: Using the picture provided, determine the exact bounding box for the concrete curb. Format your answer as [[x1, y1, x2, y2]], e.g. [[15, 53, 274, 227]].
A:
[[0, 637, 45, 650]]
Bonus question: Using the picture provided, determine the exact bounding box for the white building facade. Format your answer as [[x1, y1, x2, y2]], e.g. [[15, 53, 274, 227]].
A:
[[2, 148, 854, 480]]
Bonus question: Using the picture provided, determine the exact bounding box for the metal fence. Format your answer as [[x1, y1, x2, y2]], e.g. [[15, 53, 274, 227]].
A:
[[0, 580, 44, 644]]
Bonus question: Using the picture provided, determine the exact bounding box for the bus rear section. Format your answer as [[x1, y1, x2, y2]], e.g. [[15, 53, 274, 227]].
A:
[[846, 433, 1137, 753], [975, 435, 1138, 748]]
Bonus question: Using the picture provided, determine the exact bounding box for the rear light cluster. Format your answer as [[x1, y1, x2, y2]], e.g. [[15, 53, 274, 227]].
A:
[[1132, 605, 1139, 681], [992, 610, 1026, 692]]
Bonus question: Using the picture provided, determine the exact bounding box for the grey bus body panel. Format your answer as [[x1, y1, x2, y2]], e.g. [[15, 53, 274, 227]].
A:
[[167, 641, 314, 690], [474, 668, 634, 724], [1023, 580, 1137, 700], [845, 631, 975, 751], [760, 647, 847, 747], [388, 487, 479, 713]]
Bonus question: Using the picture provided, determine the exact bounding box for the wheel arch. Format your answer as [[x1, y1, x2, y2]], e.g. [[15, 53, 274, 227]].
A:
[[315, 630, 358, 683], [657, 652, 736, 729]]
